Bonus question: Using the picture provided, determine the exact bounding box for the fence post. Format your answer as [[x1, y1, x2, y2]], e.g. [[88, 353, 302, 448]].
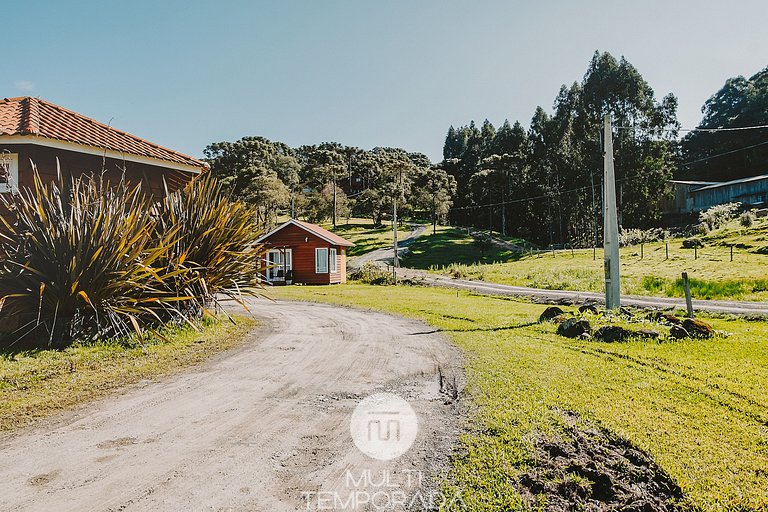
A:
[[571, 245, 574, 258], [682, 271, 694, 318], [666, 242, 669, 260], [694, 246, 698, 260], [640, 242, 644, 260], [730, 245, 734, 262]]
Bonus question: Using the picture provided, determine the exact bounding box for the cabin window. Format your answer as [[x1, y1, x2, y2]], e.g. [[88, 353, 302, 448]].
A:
[[0, 153, 19, 193], [329, 248, 337, 273], [315, 247, 329, 273]]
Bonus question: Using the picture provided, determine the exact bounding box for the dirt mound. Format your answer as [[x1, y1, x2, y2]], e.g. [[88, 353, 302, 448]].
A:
[[517, 411, 684, 511]]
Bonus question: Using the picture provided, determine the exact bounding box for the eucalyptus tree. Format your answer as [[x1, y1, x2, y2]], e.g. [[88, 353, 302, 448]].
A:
[[682, 65, 768, 181]]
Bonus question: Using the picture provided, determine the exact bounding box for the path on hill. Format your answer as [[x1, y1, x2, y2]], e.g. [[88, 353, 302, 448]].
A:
[[397, 267, 768, 315], [349, 223, 427, 268], [0, 300, 462, 512]]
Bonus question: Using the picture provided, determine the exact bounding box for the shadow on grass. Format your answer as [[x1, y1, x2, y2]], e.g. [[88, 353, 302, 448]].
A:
[[409, 320, 538, 335]]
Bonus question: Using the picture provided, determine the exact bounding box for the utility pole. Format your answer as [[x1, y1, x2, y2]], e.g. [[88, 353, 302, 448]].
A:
[[393, 169, 401, 280], [332, 166, 337, 229], [603, 114, 621, 309]]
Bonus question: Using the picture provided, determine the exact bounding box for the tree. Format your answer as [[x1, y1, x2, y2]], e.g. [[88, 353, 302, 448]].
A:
[[203, 136, 300, 208], [681, 66, 768, 181], [411, 165, 456, 234]]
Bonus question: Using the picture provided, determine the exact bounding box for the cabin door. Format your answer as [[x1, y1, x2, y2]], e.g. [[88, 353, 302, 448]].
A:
[[266, 249, 292, 282]]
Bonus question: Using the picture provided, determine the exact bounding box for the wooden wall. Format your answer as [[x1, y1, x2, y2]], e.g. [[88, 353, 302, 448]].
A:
[[0, 143, 196, 197], [262, 223, 348, 285]]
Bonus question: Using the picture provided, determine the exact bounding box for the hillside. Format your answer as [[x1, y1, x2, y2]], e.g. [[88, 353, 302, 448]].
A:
[[399, 219, 768, 301]]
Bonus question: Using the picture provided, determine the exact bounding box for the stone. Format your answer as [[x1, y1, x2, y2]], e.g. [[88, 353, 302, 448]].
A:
[[557, 318, 592, 338], [670, 325, 689, 339], [539, 306, 565, 323], [682, 318, 715, 339], [594, 325, 632, 342], [578, 332, 592, 340], [682, 238, 704, 249], [636, 329, 660, 340], [578, 304, 599, 314]]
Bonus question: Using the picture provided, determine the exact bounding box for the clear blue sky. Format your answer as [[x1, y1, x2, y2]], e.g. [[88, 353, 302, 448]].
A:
[[8, 1, 767, 162]]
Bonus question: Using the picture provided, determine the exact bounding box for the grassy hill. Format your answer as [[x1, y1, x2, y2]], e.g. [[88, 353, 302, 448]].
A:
[[401, 219, 768, 301]]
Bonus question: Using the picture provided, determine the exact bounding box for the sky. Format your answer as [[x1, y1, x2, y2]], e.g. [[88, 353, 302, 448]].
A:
[[7, 1, 768, 163]]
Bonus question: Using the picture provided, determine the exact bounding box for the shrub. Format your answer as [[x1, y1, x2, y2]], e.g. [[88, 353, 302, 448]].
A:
[[740, 211, 754, 227], [699, 202, 741, 230], [0, 171, 264, 346], [619, 227, 670, 247], [154, 176, 264, 314], [349, 263, 395, 285]]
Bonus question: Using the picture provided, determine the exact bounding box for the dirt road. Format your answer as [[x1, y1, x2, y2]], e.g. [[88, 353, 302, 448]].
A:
[[349, 224, 427, 268], [0, 300, 462, 511]]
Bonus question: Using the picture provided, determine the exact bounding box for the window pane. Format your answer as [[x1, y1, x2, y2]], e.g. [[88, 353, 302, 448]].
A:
[[315, 248, 328, 273]]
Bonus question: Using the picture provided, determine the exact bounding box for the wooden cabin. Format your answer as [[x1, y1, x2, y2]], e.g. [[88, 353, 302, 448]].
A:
[[0, 97, 207, 199], [256, 219, 355, 285]]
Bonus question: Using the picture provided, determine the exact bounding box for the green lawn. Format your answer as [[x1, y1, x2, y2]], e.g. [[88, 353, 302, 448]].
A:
[[325, 217, 428, 257], [268, 283, 768, 510], [403, 220, 768, 301], [0, 316, 254, 432]]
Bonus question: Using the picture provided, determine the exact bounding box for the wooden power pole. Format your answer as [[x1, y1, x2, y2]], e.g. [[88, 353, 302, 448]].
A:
[[603, 114, 621, 309]]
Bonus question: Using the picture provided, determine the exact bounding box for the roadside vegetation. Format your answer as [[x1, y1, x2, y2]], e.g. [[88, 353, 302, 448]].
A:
[[269, 283, 768, 510], [404, 217, 768, 301], [0, 316, 254, 432], [0, 172, 263, 347]]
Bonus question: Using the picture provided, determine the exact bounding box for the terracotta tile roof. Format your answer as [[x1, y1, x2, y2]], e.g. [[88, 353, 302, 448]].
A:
[[0, 97, 207, 170]]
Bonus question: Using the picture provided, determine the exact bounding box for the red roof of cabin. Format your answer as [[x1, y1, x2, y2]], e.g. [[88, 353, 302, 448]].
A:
[[258, 219, 356, 247], [0, 97, 207, 170]]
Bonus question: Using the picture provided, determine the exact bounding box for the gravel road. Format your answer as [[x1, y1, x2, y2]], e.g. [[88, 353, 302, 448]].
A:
[[0, 299, 463, 511], [349, 224, 427, 268]]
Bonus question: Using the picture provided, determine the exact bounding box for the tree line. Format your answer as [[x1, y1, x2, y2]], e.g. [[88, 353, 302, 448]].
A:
[[203, 139, 455, 233], [205, 51, 767, 247]]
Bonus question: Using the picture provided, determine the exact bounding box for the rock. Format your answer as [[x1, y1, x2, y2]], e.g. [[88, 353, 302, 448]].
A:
[[636, 329, 660, 340], [539, 306, 565, 323], [551, 314, 570, 324], [647, 312, 683, 325], [557, 318, 592, 338], [620, 307, 635, 318], [578, 304, 599, 314], [594, 325, 633, 342], [682, 318, 715, 339], [682, 238, 704, 249], [670, 325, 689, 339], [578, 332, 592, 340]]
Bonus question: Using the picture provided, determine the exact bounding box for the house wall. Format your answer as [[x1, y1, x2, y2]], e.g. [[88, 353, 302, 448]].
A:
[[0, 143, 195, 197], [262, 223, 348, 285]]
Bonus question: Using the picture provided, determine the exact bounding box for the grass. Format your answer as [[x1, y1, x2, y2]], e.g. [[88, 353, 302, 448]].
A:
[[0, 315, 255, 432], [324, 218, 393, 256], [404, 226, 516, 268], [268, 283, 768, 510], [323, 217, 428, 257], [402, 219, 768, 301]]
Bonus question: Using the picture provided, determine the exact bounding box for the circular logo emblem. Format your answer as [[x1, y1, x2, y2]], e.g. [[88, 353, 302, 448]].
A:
[[350, 393, 418, 460]]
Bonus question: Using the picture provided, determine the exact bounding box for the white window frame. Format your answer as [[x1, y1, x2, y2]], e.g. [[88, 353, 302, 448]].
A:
[[0, 153, 19, 193], [315, 247, 329, 274], [329, 248, 337, 273], [266, 248, 292, 281]]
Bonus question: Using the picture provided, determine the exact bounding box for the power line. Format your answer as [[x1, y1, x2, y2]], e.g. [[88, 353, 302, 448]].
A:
[[616, 123, 768, 134], [681, 139, 768, 167]]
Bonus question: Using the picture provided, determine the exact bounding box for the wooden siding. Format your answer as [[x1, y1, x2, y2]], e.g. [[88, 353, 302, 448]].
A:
[[261, 223, 348, 285], [0, 143, 194, 197]]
